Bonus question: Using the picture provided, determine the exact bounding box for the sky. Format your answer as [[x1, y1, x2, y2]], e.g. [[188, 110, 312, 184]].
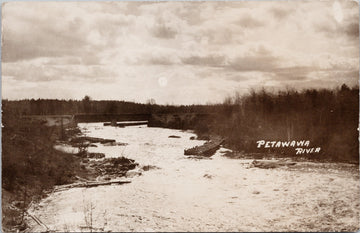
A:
[[1, 1, 359, 105]]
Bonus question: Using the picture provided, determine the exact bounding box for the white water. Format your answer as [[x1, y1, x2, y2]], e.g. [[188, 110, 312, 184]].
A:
[[27, 123, 360, 232]]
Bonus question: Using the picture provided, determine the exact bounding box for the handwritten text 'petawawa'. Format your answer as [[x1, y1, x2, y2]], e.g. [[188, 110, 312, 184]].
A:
[[256, 140, 321, 154]]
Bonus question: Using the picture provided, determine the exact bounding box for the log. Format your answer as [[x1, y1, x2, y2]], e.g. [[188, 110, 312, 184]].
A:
[[186, 155, 213, 160], [116, 121, 148, 127], [25, 211, 50, 231], [70, 136, 116, 144], [102, 142, 128, 146], [184, 136, 224, 157], [53, 180, 131, 192], [83, 180, 131, 188], [104, 121, 148, 127], [75, 176, 89, 182], [251, 160, 296, 169]]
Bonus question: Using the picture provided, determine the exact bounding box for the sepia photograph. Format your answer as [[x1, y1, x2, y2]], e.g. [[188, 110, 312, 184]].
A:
[[1, 1, 359, 232]]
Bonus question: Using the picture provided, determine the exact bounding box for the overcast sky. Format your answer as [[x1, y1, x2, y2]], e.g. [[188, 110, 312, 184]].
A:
[[1, 1, 359, 104]]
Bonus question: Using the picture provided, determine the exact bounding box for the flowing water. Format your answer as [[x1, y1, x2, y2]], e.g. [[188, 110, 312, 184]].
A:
[[27, 123, 360, 232]]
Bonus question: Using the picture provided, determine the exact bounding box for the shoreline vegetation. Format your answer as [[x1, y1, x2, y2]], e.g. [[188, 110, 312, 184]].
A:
[[2, 84, 359, 231], [1, 116, 139, 232]]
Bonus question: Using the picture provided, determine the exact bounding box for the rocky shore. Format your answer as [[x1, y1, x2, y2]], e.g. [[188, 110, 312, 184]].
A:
[[19, 128, 142, 232]]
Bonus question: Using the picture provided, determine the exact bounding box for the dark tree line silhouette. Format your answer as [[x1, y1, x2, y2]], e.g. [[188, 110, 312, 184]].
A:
[[195, 84, 359, 162], [2, 97, 216, 116]]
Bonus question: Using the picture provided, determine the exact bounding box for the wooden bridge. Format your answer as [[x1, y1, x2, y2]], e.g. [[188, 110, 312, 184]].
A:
[[74, 113, 151, 123], [22, 113, 213, 129]]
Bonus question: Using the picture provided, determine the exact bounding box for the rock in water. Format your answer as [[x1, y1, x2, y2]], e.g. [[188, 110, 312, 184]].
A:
[[126, 170, 142, 178], [142, 165, 160, 171], [87, 153, 105, 159]]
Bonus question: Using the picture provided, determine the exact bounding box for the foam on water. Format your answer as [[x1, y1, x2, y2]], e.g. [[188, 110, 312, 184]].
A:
[[27, 123, 360, 232]]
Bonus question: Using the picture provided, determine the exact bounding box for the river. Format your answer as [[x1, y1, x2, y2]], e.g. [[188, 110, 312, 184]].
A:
[[27, 123, 360, 232]]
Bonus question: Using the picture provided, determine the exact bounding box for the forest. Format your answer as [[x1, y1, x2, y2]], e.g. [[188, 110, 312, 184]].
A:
[[196, 84, 359, 162], [2, 95, 216, 116]]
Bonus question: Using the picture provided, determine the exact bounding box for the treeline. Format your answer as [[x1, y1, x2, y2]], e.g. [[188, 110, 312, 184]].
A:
[[2, 84, 359, 162], [195, 84, 359, 162], [2, 96, 216, 116]]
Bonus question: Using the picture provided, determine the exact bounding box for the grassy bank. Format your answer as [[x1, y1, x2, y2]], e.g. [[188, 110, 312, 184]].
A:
[[1, 113, 81, 231], [1, 112, 142, 232]]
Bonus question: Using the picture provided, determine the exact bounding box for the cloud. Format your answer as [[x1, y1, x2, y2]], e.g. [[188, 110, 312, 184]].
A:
[[1, 2, 137, 63], [270, 7, 292, 20], [315, 20, 359, 40], [2, 62, 117, 83], [228, 55, 278, 72], [181, 55, 225, 67], [93, 14, 135, 46], [146, 56, 177, 66], [2, 27, 88, 62], [197, 28, 236, 45], [2, 3, 98, 63], [343, 21, 359, 39], [313, 3, 359, 41], [146, 4, 187, 40], [175, 2, 205, 26], [151, 24, 177, 39], [272, 66, 316, 81], [235, 14, 265, 28], [1, 1, 359, 104]]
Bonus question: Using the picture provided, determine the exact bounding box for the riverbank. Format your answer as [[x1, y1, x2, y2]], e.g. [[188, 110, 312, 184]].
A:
[[1, 116, 140, 232], [1, 115, 80, 232]]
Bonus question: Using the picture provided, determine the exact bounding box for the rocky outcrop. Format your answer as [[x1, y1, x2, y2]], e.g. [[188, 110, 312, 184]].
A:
[[81, 157, 139, 180]]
